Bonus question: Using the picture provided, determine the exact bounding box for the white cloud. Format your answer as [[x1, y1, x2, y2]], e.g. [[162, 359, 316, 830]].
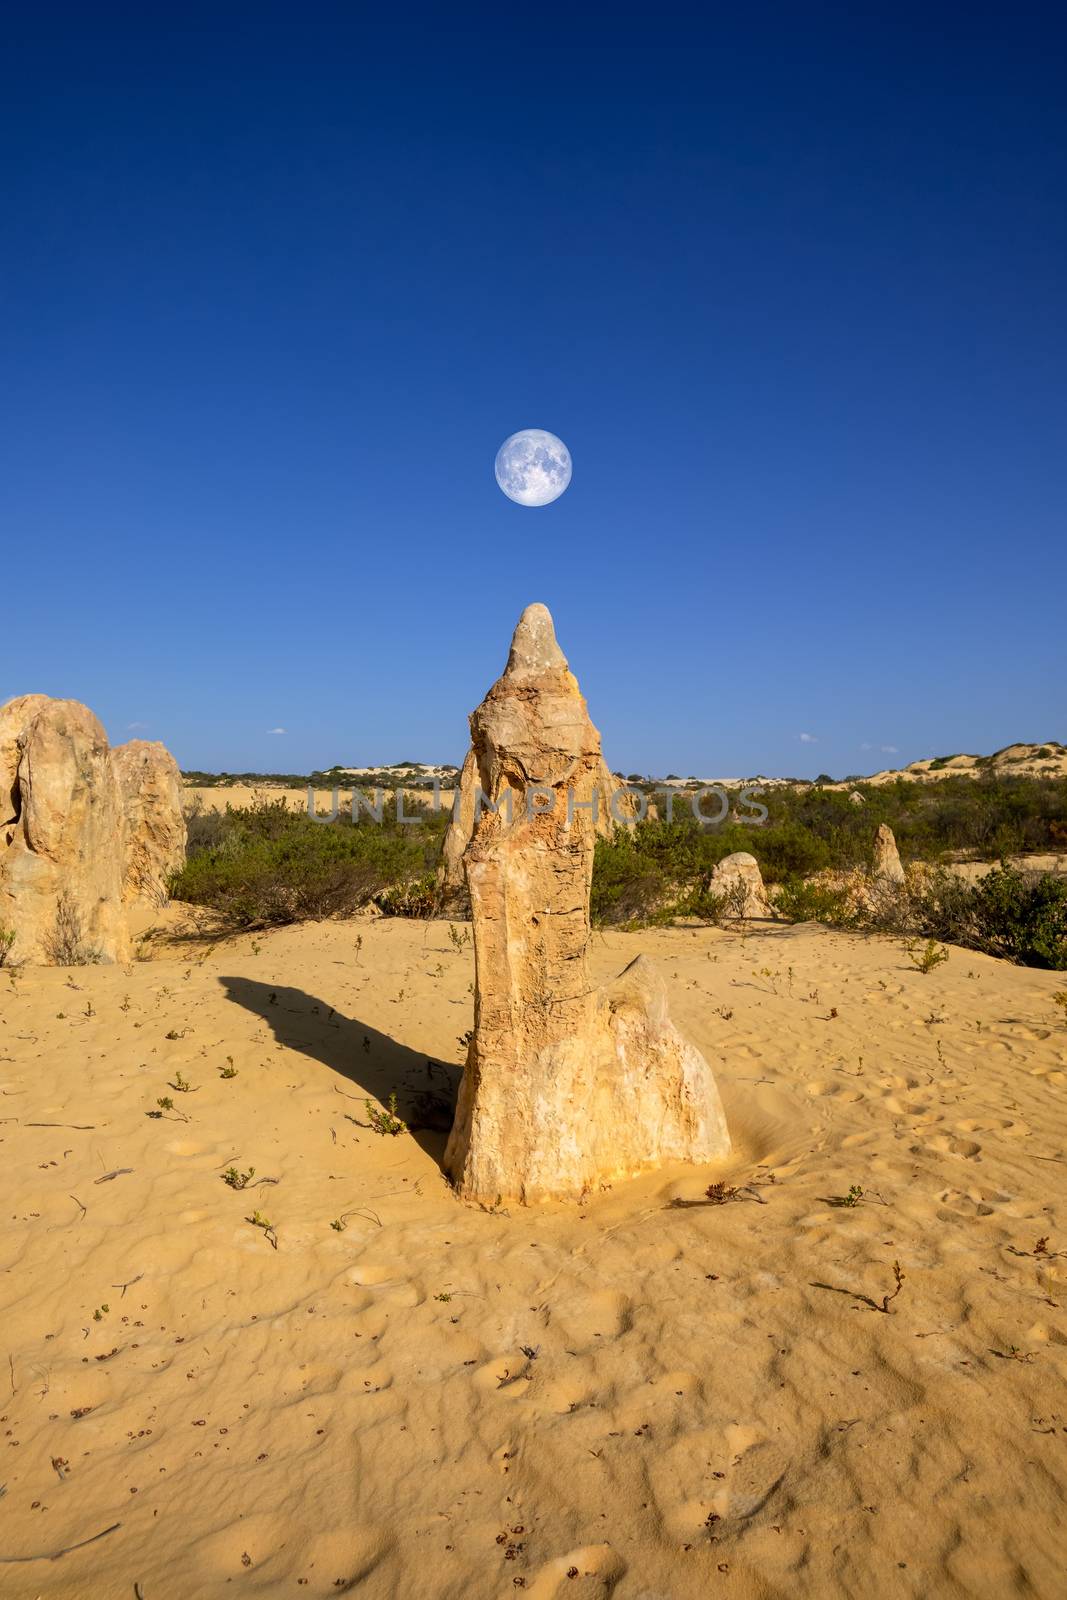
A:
[[798, 732, 817, 744], [860, 741, 873, 751], [127, 720, 149, 731], [269, 727, 287, 735], [880, 744, 899, 754]]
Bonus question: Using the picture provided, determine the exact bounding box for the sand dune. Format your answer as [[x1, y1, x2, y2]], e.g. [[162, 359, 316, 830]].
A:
[[2, 918, 1065, 1597]]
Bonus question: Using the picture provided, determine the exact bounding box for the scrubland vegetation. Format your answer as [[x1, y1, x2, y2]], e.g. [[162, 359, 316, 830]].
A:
[[170, 775, 1067, 969], [174, 796, 447, 926]]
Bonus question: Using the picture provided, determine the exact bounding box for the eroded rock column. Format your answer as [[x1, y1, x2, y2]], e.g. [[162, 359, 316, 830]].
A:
[[444, 604, 730, 1204]]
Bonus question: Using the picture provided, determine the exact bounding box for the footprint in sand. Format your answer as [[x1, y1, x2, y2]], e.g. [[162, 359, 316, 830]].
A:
[[194, 1512, 389, 1592], [553, 1289, 634, 1352], [928, 1134, 982, 1159], [804, 1080, 864, 1102], [956, 1116, 1028, 1137], [473, 1353, 531, 1393], [721, 1436, 790, 1520], [524, 1544, 626, 1597], [935, 1186, 1013, 1221], [840, 1131, 879, 1149], [670, 1432, 790, 1538]]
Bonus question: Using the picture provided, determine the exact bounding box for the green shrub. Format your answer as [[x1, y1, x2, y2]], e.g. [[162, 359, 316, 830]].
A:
[[857, 864, 1067, 970], [771, 878, 856, 927], [909, 866, 1067, 969], [170, 797, 448, 929]]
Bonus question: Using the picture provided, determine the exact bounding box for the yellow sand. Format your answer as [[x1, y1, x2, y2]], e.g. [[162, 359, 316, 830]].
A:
[[1, 918, 1065, 1598]]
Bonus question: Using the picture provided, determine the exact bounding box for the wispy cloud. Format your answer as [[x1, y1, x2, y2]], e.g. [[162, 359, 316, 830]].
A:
[[880, 744, 899, 754], [798, 732, 817, 744], [269, 726, 287, 735], [127, 720, 150, 732]]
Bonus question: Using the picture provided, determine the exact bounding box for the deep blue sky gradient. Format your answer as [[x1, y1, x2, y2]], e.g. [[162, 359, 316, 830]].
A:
[[2, 4, 1064, 776]]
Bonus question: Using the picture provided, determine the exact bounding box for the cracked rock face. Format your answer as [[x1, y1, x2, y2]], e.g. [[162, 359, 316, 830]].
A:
[[0, 695, 130, 964], [113, 739, 187, 907], [438, 748, 638, 904], [443, 604, 730, 1204], [0, 697, 187, 964]]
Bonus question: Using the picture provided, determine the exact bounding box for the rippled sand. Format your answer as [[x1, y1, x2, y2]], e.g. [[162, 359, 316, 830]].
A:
[[2, 917, 1065, 1598]]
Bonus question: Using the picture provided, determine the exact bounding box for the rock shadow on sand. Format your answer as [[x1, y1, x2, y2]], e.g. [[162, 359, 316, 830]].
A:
[[218, 975, 460, 1167]]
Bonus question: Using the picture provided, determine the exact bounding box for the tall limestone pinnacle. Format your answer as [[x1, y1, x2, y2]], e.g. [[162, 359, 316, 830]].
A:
[[443, 603, 730, 1204]]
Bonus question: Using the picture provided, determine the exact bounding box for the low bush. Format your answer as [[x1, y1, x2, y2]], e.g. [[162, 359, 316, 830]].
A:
[[171, 797, 448, 929], [906, 866, 1067, 969], [770, 878, 856, 927]]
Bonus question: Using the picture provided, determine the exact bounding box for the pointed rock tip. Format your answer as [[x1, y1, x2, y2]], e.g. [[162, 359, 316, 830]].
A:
[[505, 603, 568, 676]]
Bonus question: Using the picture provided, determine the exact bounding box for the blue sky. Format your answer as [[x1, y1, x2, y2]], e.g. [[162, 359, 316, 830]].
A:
[[2, 4, 1064, 778]]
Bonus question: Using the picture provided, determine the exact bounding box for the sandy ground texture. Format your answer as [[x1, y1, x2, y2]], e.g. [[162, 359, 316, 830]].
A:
[[1, 918, 1065, 1600]]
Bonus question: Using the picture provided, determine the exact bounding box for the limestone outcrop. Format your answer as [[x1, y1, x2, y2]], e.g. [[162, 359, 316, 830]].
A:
[[0, 696, 130, 964], [709, 851, 772, 918], [443, 604, 730, 1204], [0, 696, 186, 964], [439, 738, 638, 901], [873, 822, 905, 886], [113, 740, 186, 906]]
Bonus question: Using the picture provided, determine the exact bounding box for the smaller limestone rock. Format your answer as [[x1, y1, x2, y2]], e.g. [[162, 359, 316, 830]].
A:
[[848, 789, 866, 807], [709, 851, 771, 918], [873, 822, 905, 886], [113, 740, 187, 906]]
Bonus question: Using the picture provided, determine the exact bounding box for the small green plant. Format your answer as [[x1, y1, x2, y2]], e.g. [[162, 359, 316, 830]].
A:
[[83, 1000, 95, 1018], [876, 1261, 906, 1313], [250, 938, 261, 955], [223, 1166, 255, 1190], [164, 1027, 190, 1040], [905, 938, 949, 975], [92, 1303, 110, 1321], [170, 1071, 193, 1093], [1052, 990, 1067, 1027], [0, 927, 16, 967], [219, 1056, 238, 1079], [448, 922, 471, 950], [148, 1094, 187, 1121], [433, 1291, 453, 1303], [247, 1210, 278, 1248], [119, 993, 131, 1013], [841, 1185, 863, 1207], [365, 1091, 407, 1136]]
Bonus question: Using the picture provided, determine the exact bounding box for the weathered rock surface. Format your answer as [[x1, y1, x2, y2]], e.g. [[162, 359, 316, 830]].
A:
[[710, 851, 772, 918], [873, 822, 905, 885], [439, 739, 638, 901], [0, 696, 130, 964], [443, 604, 730, 1204], [0, 697, 187, 964], [113, 740, 186, 906]]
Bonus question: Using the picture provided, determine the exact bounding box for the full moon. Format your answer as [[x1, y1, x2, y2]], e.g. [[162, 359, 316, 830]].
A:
[[494, 428, 572, 507]]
